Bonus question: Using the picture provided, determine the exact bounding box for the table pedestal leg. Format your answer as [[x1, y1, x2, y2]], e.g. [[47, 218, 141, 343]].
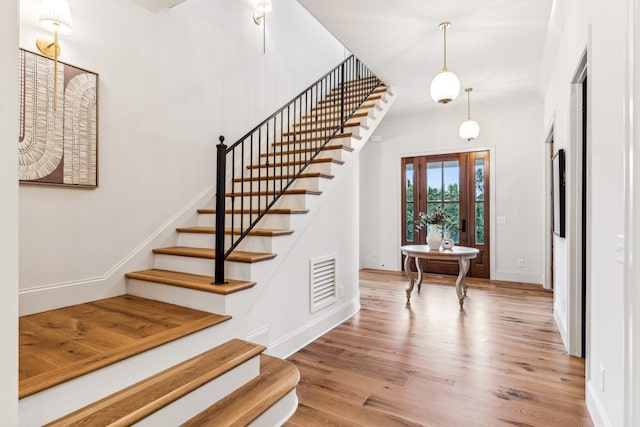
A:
[[456, 258, 471, 309], [414, 256, 423, 292], [404, 255, 414, 303]]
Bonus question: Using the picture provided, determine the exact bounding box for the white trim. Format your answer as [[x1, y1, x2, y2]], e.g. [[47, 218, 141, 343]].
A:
[[624, 0, 640, 424], [543, 119, 555, 290], [395, 145, 497, 280], [567, 40, 590, 358], [493, 271, 543, 285], [18, 184, 215, 315], [265, 297, 359, 359], [586, 380, 613, 427]]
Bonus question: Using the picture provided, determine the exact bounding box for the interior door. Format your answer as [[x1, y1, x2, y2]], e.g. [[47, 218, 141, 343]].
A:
[[401, 151, 490, 278]]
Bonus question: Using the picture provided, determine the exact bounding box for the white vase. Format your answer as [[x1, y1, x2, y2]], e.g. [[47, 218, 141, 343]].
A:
[[426, 225, 442, 250], [442, 232, 455, 249]]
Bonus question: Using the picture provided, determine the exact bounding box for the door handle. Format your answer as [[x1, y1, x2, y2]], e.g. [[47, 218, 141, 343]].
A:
[[459, 219, 466, 233]]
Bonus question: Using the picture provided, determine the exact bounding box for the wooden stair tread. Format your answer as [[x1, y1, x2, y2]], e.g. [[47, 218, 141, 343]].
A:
[[247, 158, 344, 168], [319, 94, 384, 105], [197, 208, 310, 215], [183, 354, 299, 427], [176, 226, 295, 236], [277, 132, 360, 144], [19, 295, 230, 399], [226, 189, 322, 197], [153, 246, 277, 263], [233, 172, 334, 182], [45, 339, 265, 427], [294, 112, 369, 126], [260, 144, 354, 157], [283, 121, 361, 136], [326, 86, 388, 98], [125, 269, 256, 294]]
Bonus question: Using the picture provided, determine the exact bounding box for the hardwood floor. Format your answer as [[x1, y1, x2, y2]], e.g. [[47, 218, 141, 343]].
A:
[[286, 269, 593, 427]]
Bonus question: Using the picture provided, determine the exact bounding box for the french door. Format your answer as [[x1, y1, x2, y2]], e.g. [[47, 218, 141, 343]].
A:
[[402, 151, 490, 278]]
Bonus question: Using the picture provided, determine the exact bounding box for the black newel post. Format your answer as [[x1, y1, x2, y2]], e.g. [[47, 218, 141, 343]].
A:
[[214, 135, 227, 285]]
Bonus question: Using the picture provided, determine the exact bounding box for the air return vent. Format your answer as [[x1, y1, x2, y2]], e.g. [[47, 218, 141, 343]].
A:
[[310, 255, 337, 314]]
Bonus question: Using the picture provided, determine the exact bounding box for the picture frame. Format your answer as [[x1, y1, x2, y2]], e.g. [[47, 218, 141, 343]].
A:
[[18, 48, 99, 188], [552, 148, 566, 237]]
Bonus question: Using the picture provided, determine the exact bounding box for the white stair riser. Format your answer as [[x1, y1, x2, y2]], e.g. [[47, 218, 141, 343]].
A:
[[178, 233, 276, 253], [272, 136, 358, 151], [256, 148, 348, 164], [282, 124, 361, 139], [232, 176, 328, 193], [198, 212, 300, 230], [135, 357, 260, 427], [223, 193, 317, 210], [154, 253, 255, 282]]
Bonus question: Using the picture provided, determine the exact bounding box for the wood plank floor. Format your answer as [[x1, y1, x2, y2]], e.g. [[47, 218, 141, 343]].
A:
[[286, 269, 593, 427], [19, 295, 230, 398]]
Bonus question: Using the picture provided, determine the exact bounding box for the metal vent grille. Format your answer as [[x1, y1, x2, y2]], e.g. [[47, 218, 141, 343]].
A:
[[310, 255, 337, 313]]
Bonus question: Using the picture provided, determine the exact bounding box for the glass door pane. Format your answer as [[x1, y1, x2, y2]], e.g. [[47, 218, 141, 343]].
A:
[[426, 160, 460, 242], [405, 163, 414, 242], [474, 158, 485, 245]]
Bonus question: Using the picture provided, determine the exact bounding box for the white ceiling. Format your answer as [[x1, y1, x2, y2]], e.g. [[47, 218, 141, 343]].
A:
[[298, 0, 554, 116]]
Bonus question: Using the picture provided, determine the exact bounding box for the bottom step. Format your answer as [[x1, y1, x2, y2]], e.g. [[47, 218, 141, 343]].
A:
[[183, 354, 300, 426], [44, 340, 299, 426], [45, 339, 265, 426]]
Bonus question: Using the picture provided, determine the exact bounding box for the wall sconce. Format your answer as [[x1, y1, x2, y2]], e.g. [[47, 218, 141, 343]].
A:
[[459, 88, 480, 141], [252, 0, 272, 54], [36, 0, 73, 111]]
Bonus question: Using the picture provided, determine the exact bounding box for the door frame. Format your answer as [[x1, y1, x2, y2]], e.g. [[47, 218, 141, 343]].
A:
[[624, 0, 639, 424], [543, 121, 555, 291], [567, 47, 590, 358], [397, 146, 496, 280]]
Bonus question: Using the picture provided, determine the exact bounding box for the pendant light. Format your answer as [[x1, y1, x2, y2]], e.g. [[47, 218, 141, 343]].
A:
[[459, 88, 480, 141], [430, 22, 460, 104]]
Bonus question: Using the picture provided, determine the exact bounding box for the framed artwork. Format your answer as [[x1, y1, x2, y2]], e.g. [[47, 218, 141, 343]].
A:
[[18, 49, 98, 188], [552, 148, 566, 237]]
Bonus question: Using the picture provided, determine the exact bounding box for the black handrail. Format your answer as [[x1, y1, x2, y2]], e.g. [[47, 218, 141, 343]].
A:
[[213, 55, 382, 284]]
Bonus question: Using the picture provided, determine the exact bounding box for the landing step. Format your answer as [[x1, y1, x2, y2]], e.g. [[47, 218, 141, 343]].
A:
[[176, 226, 295, 237], [233, 172, 334, 183], [153, 246, 277, 263], [184, 354, 299, 426], [198, 208, 310, 215], [19, 295, 230, 398], [125, 269, 255, 295], [45, 339, 265, 426]]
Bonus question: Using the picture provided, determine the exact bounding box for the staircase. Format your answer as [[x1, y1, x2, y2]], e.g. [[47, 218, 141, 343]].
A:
[[18, 57, 395, 426]]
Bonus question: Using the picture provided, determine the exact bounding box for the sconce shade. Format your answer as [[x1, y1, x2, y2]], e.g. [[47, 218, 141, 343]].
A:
[[256, 0, 272, 14], [39, 0, 73, 34], [430, 70, 460, 104], [459, 119, 480, 141]]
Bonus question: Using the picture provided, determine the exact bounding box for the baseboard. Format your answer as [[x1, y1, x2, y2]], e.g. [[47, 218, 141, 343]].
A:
[[265, 297, 360, 359], [554, 303, 569, 351], [586, 380, 612, 427], [494, 270, 543, 284], [18, 185, 214, 315]]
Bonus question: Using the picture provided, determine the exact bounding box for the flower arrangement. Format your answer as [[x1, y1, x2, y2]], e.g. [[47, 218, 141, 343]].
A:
[[415, 207, 450, 233]]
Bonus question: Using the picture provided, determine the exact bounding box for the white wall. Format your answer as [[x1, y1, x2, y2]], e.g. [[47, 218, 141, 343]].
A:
[[248, 159, 361, 358], [359, 101, 545, 285], [0, 0, 19, 424], [17, 0, 345, 309], [542, 0, 626, 425]]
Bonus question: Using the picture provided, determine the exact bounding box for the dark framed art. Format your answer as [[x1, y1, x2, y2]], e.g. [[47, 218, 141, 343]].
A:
[[552, 148, 566, 237], [18, 49, 98, 188]]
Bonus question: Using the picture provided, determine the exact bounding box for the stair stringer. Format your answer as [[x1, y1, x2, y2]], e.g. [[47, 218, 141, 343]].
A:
[[242, 90, 397, 357]]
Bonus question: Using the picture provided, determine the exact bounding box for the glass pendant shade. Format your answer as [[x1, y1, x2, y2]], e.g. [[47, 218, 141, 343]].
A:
[[430, 70, 460, 104], [459, 119, 480, 141], [256, 0, 272, 13], [39, 0, 73, 34]]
